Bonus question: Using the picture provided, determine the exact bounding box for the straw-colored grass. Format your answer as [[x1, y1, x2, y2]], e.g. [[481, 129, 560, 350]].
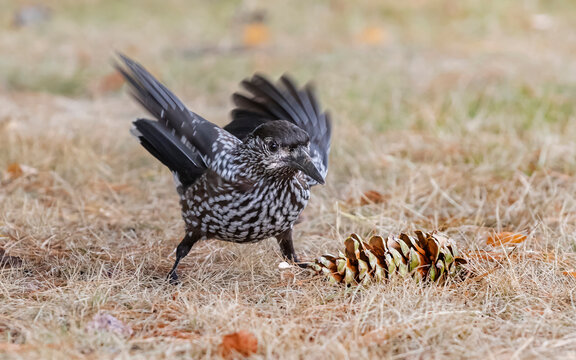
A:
[[2, 0, 576, 358]]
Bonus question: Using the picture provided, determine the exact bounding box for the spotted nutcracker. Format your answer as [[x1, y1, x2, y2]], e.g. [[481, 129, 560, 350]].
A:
[[115, 54, 332, 282]]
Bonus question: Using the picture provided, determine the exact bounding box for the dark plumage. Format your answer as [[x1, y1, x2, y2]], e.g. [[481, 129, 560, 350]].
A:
[[115, 54, 332, 282]]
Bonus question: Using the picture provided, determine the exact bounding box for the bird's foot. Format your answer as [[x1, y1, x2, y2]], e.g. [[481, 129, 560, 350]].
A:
[[167, 271, 179, 285], [291, 255, 309, 269], [295, 261, 309, 269]]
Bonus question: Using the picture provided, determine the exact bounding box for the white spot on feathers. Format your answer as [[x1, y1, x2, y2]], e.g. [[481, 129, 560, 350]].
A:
[[129, 125, 142, 138], [172, 172, 182, 187]]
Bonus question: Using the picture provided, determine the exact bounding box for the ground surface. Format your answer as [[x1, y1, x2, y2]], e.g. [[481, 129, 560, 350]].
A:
[[1, 0, 576, 359]]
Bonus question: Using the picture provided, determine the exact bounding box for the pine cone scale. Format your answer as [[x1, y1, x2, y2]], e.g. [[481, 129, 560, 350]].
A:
[[312, 231, 467, 285]]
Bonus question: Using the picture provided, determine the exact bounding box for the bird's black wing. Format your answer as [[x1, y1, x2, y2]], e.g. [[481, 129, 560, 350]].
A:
[[130, 119, 205, 188], [225, 74, 332, 185], [115, 54, 242, 184]]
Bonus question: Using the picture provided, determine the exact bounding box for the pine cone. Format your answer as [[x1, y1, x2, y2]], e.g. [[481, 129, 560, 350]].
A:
[[310, 231, 467, 285]]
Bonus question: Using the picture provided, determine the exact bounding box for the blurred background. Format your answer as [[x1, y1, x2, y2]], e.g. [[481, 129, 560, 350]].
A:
[[2, 2, 576, 357], [2, 0, 575, 130]]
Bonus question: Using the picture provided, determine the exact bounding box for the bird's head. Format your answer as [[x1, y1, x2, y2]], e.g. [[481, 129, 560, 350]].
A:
[[243, 120, 325, 184]]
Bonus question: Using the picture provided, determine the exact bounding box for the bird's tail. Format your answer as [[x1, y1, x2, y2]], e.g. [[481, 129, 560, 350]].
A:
[[115, 53, 240, 183]]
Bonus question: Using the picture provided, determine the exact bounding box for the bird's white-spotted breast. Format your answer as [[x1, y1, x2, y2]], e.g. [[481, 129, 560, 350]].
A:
[[181, 172, 310, 243]]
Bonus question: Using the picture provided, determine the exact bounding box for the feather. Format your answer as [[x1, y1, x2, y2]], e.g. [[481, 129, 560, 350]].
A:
[[116, 54, 242, 183], [226, 74, 332, 186], [131, 119, 205, 187]]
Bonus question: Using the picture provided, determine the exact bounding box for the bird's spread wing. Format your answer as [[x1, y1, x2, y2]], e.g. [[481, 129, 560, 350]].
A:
[[129, 119, 206, 188], [115, 54, 242, 185], [225, 74, 332, 186]]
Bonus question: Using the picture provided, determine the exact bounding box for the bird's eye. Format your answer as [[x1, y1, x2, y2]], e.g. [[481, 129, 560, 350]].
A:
[[267, 140, 279, 153]]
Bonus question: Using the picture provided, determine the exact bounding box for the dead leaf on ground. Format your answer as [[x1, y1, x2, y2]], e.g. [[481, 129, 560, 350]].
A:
[[487, 232, 527, 246], [3, 163, 38, 182], [357, 26, 388, 46], [347, 190, 388, 206], [562, 270, 576, 278], [243, 23, 270, 47], [91, 71, 125, 95], [218, 330, 258, 359], [6, 163, 23, 179]]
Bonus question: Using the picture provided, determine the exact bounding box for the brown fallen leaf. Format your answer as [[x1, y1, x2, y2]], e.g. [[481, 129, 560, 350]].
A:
[[243, 23, 270, 47], [562, 270, 576, 278], [218, 330, 258, 359], [361, 190, 387, 205], [487, 232, 527, 246], [92, 71, 125, 95], [6, 163, 23, 178], [3, 163, 38, 182], [358, 26, 388, 46], [348, 190, 387, 206]]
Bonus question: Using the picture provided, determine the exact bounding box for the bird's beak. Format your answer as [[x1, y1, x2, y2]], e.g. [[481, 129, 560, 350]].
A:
[[289, 147, 325, 185]]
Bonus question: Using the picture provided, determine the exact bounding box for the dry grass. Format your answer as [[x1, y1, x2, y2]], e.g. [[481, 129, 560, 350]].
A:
[[2, 0, 576, 358]]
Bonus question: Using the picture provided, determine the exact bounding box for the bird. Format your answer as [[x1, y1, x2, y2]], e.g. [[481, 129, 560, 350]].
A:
[[115, 54, 332, 283]]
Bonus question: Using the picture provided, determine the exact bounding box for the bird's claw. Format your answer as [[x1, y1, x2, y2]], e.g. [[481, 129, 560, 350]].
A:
[[296, 261, 309, 269], [167, 271, 179, 285]]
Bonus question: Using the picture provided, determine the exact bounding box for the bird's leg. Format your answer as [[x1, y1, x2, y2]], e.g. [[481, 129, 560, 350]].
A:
[[167, 232, 199, 284], [277, 228, 307, 268]]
